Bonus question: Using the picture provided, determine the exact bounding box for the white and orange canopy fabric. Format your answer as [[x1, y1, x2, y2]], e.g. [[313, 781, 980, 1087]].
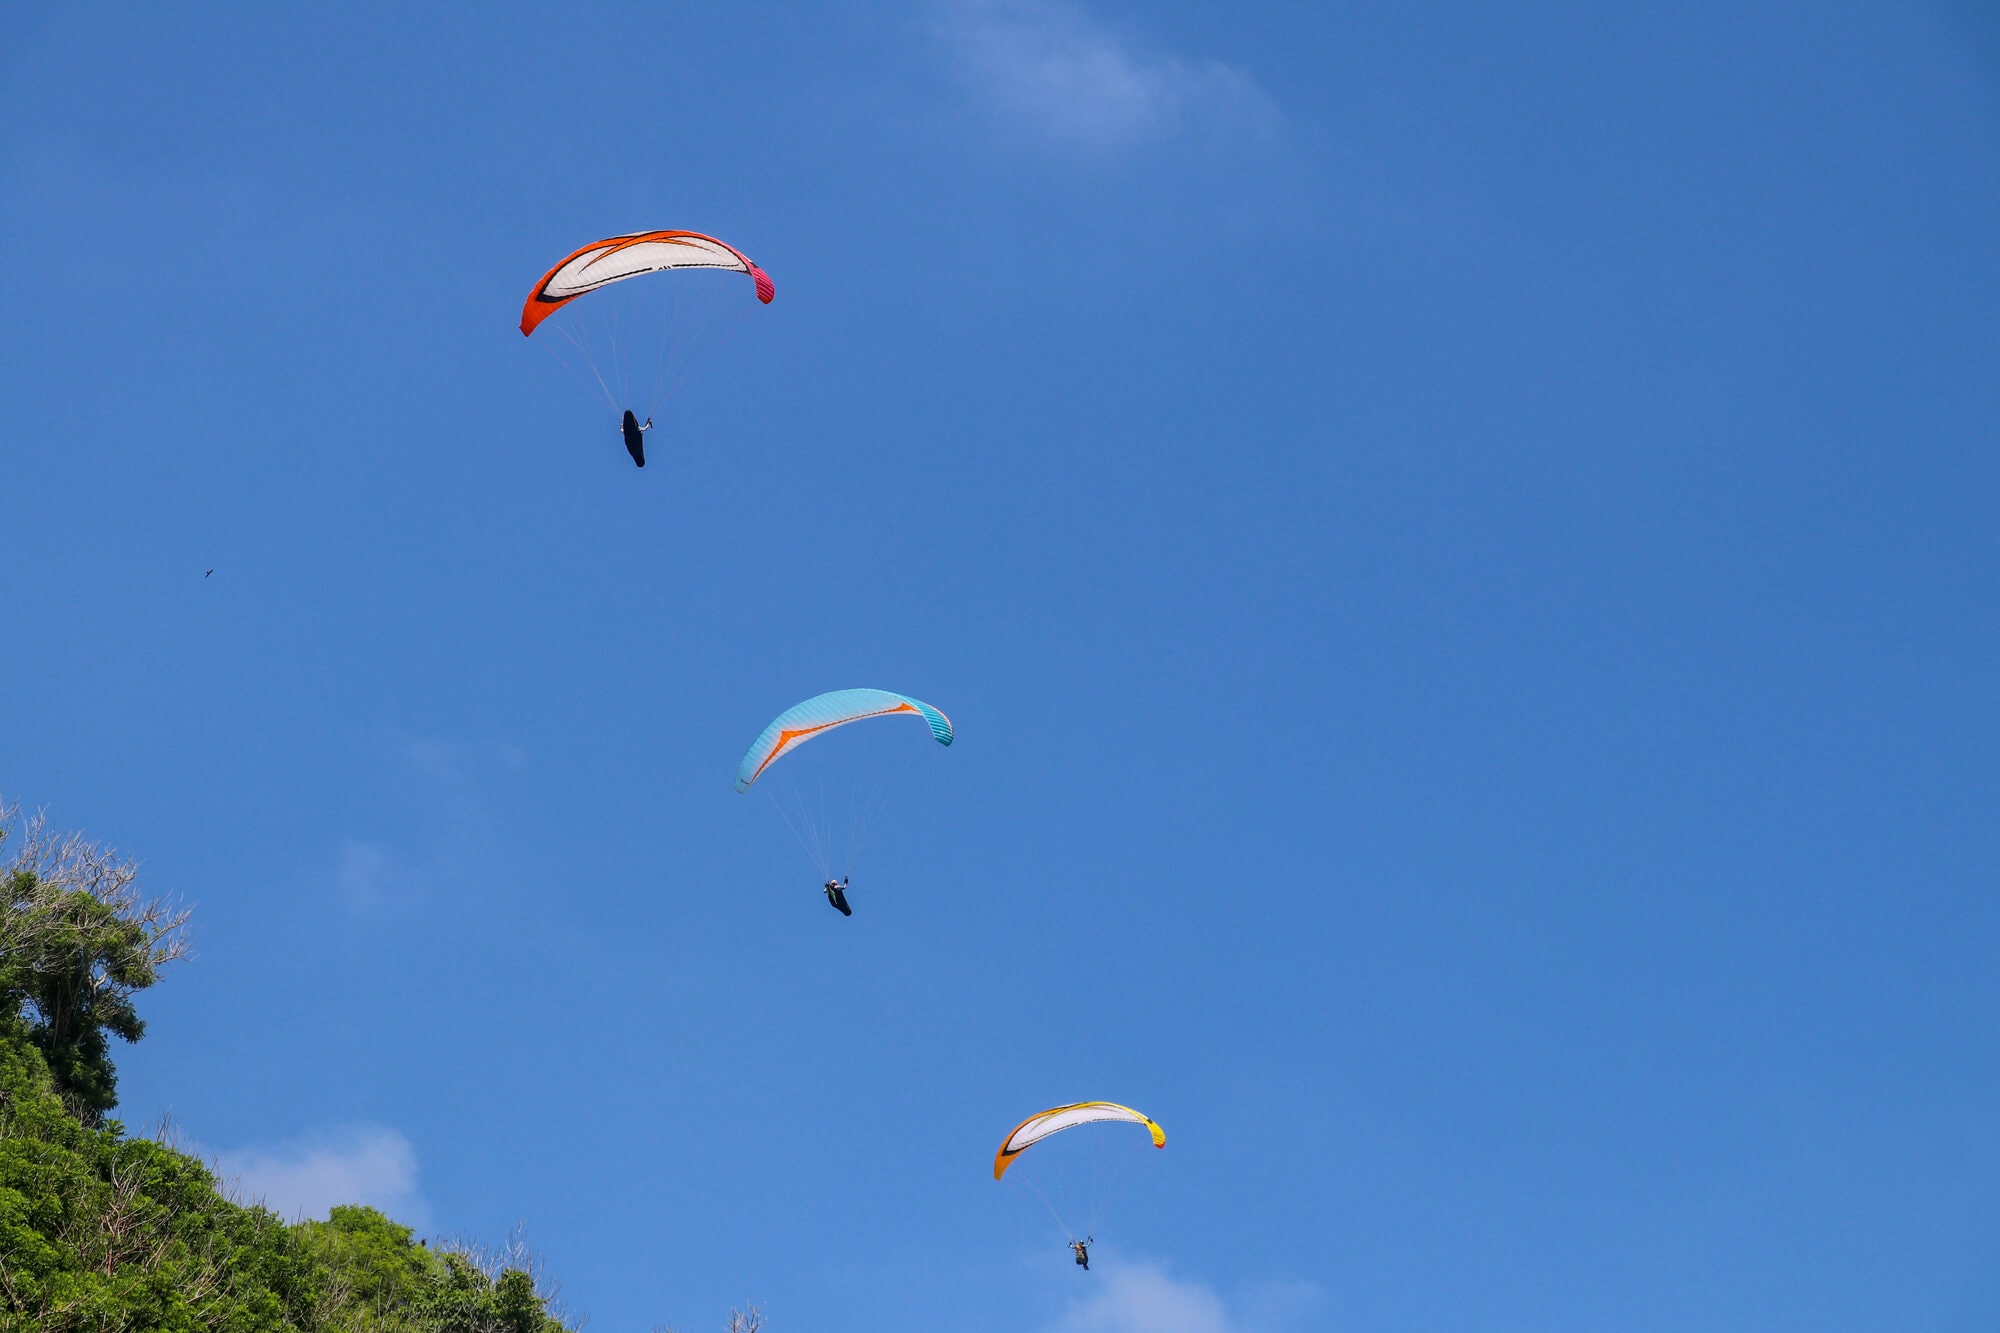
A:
[[734, 689, 953, 794], [520, 230, 774, 336], [993, 1102, 1166, 1180]]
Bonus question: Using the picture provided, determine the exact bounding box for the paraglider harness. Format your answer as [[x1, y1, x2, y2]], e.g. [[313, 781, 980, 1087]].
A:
[[621, 410, 653, 468], [823, 877, 852, 916], [1071, 1237, 1092, 1270]]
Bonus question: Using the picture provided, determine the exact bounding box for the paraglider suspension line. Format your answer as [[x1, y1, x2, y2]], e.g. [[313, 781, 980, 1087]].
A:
[[547, 324, 621, 415], [766, 784, 833, 881], [1018, 1171, 1077, 1245], [841, 755, 914, 880]]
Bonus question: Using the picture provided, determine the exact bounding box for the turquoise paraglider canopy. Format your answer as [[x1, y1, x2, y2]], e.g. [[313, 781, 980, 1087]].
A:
[[734, 689, 953, 794]]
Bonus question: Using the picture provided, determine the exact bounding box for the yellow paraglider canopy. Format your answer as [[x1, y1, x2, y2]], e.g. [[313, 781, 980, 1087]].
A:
[[993, 1102, 1166, 1180]]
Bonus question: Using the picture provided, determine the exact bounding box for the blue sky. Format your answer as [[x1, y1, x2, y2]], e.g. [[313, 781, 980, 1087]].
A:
[[3, 2, 1999, 1329]]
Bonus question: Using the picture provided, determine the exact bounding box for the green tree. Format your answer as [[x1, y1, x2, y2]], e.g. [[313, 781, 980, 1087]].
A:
[[0, 801, 754, 1331], [0, 804, 189, 1126]]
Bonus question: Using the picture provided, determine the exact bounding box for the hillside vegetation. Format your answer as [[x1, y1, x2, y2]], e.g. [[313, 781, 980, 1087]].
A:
[[0, 807, 577, 1333]]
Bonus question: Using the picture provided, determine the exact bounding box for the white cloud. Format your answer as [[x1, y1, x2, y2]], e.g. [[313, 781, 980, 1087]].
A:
[[323, 730, 527, 914], [1046, 1260, 1322, 1333], [1239, 1279, 1326, 1328], [213, 1125, 428, 1226], [334, 838, 415, 910], [1051, 1263, 1230, 1333], [934, 1, 1278, 151]]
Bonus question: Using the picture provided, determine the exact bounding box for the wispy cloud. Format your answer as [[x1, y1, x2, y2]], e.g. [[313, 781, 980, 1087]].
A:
[[933, 1, 1278, 152], [333, 838, 423, 911], [1046, 1260, 1321, 1333], [213, 1125, 427, 1226], [323, 728, 528, 915]]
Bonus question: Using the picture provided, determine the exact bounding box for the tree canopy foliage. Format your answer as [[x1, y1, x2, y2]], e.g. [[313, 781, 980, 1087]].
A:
[[0, 806, 578, 1332], [0, 808, 190, 1126]]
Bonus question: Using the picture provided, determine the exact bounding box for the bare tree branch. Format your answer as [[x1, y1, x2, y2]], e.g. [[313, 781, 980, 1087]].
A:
[[0, 799, 192, 974]]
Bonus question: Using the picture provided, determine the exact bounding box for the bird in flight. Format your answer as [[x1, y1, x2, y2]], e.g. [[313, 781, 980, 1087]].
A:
[[204, 570, 214, 578]]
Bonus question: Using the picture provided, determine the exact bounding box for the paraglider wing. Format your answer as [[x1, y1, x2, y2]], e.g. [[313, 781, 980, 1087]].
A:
[[520, 230, 775, 336], [993, 1102, 1165, 1181], [734, 689, 953, 793]]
